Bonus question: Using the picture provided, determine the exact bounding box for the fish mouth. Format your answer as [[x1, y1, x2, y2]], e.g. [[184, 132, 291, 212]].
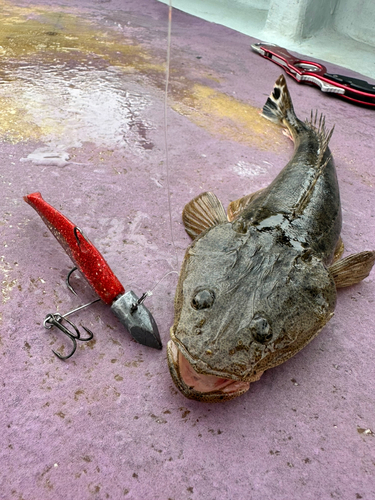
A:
[[167, 340, 251, 402]]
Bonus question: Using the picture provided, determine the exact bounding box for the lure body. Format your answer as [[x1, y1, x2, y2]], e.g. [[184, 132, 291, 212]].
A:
[[25, 192, 162, 350], [24, 192, 124, 304]]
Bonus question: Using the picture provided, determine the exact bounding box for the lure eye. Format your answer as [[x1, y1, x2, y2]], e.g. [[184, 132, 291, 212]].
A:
[[250, 315, 272, 344], [191, 290, 215, 310]]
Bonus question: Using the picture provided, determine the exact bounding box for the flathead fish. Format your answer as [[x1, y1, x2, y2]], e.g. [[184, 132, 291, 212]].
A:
[[167, 75, 375, 402]]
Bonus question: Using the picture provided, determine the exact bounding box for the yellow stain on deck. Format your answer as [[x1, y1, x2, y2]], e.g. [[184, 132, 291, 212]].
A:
[[0, 0, 285, 152], [172, 84, 285, 151], [0, 0, 166, 142], [0, 0, 157, 65]]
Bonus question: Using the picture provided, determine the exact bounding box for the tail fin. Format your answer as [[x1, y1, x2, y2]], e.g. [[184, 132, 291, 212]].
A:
[[262, 75, 298, 129]]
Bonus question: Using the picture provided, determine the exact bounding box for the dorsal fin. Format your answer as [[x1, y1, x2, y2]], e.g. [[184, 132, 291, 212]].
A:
[[182, 192, 227, 240], [227, 188, 265, 222], [292, 152, 333, 217], [307, 110, 335, 169], [291, 113, 335, 218]]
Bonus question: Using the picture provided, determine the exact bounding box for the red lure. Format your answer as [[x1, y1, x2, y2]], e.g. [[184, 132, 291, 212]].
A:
[[24, 192, 162, 351], [24, 192, 124, 304]]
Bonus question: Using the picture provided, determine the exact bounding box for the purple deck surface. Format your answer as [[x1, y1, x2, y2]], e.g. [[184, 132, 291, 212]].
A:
[[1, 1, 374, 499]]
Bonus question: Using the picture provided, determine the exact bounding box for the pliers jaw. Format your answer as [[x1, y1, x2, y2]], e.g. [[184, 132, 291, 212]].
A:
[[111, 291, 162, 350]]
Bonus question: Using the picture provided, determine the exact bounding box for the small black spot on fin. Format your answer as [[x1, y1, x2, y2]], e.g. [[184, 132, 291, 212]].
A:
[[261, 75, 296, 127]]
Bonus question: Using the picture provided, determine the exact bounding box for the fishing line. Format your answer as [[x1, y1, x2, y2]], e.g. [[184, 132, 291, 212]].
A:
[[132, 0, 178, 303], [138, 270, 178, 302], [29, 0, 178, 302], [163, 0, 179, 272]]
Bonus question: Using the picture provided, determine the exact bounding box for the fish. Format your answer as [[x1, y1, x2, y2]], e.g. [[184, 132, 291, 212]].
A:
[[167, 75, 375, 402]]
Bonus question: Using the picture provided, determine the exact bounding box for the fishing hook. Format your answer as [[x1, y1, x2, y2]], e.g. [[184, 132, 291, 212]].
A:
[[74, 226, 85, 247], [43, 298, 100, 360], [66, 266, 78, 295], [130, 291, 151, 313]]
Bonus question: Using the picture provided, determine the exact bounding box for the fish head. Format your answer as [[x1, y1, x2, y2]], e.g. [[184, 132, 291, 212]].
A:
[[168, 223, 337, 402]]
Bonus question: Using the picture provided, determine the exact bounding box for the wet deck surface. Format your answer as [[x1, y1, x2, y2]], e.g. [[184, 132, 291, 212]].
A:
[[1, 1, 375, 499]]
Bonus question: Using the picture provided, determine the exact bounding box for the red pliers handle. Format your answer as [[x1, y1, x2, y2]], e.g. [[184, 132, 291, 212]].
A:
[[252, 42, 375, 107]]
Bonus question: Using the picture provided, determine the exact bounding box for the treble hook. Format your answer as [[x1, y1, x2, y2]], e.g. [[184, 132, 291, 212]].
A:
[[43, 298, 100, 360]]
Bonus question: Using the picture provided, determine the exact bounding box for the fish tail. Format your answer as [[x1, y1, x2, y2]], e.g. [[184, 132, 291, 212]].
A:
[[262, 75, 299, 132], [262, 75, 335, 160]]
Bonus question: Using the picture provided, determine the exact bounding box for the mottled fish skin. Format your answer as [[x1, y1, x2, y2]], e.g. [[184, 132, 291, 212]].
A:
[[168, 75, 374, 402], [254, 75, 341, 265]]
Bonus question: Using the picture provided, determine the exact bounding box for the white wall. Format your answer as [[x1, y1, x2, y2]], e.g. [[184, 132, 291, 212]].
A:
[[158, 0, 375, 79], [333, 0, 375, 46], [235, 0, 270, 9], [264, 0, 337, 40]]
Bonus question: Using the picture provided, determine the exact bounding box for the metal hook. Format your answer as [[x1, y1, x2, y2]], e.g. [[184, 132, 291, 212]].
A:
[[44, 313, 80, 360], [74, 226, 86, 247], [130, 291, 151, 313], [66, 261, 91, 296], [43, 298, 100, 360], [66, 266, 78, 295]]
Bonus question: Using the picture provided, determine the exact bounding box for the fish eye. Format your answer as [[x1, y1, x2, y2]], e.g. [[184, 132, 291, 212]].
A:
[[191, 289, 215, 310], [250, 315, 272, 344]]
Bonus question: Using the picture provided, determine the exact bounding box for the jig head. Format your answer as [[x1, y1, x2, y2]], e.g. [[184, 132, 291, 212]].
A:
[[24, 192, 162, 357]]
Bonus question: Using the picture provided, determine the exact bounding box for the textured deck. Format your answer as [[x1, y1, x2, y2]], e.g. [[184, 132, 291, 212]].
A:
[[1, 1, 374, 499]]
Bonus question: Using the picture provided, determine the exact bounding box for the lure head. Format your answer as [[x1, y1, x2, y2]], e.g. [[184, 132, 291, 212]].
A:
[[168, 223, 336, 402], [111, 291, 162, 349]]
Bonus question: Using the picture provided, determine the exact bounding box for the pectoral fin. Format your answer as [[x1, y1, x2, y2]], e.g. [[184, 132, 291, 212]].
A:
[[329, 251, 375, 288], [182, 191, 227, 240], [227, 188, 264, 222]]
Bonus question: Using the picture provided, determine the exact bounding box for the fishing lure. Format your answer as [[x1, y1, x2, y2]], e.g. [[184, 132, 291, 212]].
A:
[[25, 192, 162, 357]]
